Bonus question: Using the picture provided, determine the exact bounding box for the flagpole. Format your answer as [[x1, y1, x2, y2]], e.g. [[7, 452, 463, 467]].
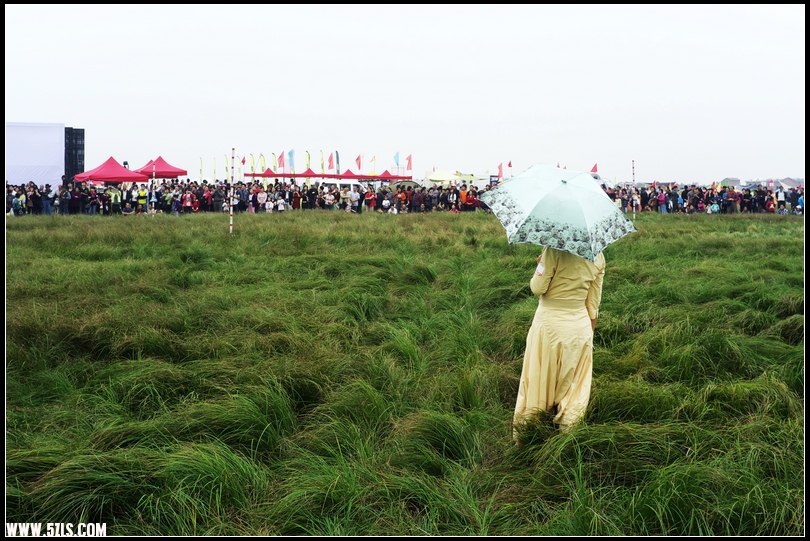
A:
[[229, 148, 235, 235], [151, 163, 156, 216]]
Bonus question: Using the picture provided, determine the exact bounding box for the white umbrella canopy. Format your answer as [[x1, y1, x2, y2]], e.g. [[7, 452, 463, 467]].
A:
[[479, 164, 637, 262]]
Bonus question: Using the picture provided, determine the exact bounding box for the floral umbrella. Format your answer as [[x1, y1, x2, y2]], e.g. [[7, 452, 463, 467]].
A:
[[479, 163, 637, 262]]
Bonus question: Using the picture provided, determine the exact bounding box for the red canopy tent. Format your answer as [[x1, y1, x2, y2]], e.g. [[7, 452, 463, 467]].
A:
[[244, 167, 413, 182], [358, 169, 414, 181], [134, 156, 188, 178], [245, 167, 327, 179], [73, 156, 150, 184]]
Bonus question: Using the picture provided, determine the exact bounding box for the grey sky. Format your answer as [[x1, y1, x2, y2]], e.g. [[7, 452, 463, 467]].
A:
[[5, 4, 805, 184]]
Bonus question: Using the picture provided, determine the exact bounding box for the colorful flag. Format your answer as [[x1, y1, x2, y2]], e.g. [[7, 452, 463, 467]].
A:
[[328, 152, 334, 171], [355, 155, 362, 170], [320, 150, 325, 174], [199, 157, 203, 182], [271, 153, 277, 173], [406, 154, 412, 171], [498, 163, 503, 179], [305, 151, 311, 170], [278, 151, 285, 170], [508, 160, 512, 168], [591, 163, 598, 173], [225, 155, 230, 178], [288, 150, 295, 173], [259, 153, 266, 173], [242, 156, 246, 166], [336, 151, 340, 174], [369, 156, 376, 173], [556, 162, 560, 168], [394, 152, 400, 167]]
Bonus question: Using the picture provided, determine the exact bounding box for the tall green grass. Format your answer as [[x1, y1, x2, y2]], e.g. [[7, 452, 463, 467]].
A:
[[6, 210, 804, 535]]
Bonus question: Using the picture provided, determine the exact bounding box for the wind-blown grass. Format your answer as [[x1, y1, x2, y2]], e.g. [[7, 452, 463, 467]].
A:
[[5, 210, 804, 535]]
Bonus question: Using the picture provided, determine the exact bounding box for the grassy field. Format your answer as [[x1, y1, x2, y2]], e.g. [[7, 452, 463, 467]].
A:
[[5, 209, 805, 536]]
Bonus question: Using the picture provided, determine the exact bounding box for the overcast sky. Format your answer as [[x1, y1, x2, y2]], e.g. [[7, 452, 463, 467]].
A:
[[5, 4, 805, 184]]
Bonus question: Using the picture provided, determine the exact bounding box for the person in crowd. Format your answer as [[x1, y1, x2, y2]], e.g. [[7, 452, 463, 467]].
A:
[[167, 194, 180, 216], [338, 186, 350, 211], [379, 189, 391, 212], [68, 183, 82, 215], [86, 188, 100, 215], [255, 185, 267, 213], [275, 194, 286, 212], [410, 187, 424, 213], [58, 184, 71, 214], [513, 246, 606, 439], [405, 186, 415, 212], [459, 184, 469, 210], [27, 184, 42, 214], [108, 185, 122, 214], [121, 202, 135, 216], [349, 185, 361, 213], [41, 184, 54, 215], [396, 187, 408, 213], [7, 186, 18, 215], [323, 187, 336, 210], [137, 184, 148, 212], [630, 190, 641, 214], [725, 186, 740, 213], [99, 187, 111, 215], [657, 189, 668, 213], [740, 188, 753, 213], [291, 185, 304, 211], [447, 185, 459, 210], [51, 185, 62, 215], [212, 184, 225, 213], [231, 182, 245, 212], [306, 183, 319, 210], [428, 184, 440, 211], [464, 187, 481, 212], [364, 186, 376, 212], [619, 188, 630, 213], [775, 186, 787, 210], [78, 182, 91, 214], [121, 183, 135, 210]]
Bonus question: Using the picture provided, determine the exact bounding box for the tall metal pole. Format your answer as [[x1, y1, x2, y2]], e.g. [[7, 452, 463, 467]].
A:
[[229, 148, 235, 235]]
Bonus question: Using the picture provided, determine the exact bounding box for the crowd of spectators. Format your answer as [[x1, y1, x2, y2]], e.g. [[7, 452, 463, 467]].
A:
[[6, 178, 804, 218], [604, 184, 803, 216]]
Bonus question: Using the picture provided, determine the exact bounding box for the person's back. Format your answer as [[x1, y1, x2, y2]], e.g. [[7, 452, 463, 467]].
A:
[[514, 246, 607, 435], [412, 190, 423, 211], [531, 248, 605, 306], [69, 186, 82, 214]]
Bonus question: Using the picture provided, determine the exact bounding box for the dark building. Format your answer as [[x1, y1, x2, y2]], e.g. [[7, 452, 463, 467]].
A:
[[64, 126, 85, 185]]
